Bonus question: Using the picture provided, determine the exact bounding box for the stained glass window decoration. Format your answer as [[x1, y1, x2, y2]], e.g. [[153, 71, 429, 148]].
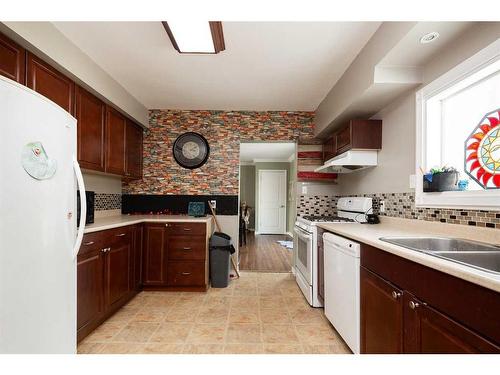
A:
[[464, 108, 500, 189]]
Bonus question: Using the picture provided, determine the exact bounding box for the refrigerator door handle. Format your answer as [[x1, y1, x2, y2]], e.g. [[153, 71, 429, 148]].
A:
[[73, 157, 86, 260]]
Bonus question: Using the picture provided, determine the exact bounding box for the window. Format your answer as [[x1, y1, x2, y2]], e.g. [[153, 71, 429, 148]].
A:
[[416, 40, 500, 210]]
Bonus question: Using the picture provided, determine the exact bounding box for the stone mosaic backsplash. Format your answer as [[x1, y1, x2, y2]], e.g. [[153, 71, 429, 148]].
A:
[[297, 192, 500, 229], [95, 193, 121, 211], [123, 110, 315, 195]]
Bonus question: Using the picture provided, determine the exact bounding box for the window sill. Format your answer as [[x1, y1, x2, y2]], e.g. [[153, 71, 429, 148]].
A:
[[415, 188, 500, 211]]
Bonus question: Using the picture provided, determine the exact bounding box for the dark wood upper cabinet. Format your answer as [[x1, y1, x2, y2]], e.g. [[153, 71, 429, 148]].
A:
[[125, 120, 143, 179], [360, 267, 403, 354], [26, 52, 75, 114], [323, 119, 382, 161], [75, 86, 106, 172], [403, 292, 500, 353], [0, 32, 25, 84], [105, 105, 127, 175]]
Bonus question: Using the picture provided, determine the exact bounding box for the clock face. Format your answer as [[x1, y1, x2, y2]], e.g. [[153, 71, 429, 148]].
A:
[[173, 132, 210, 169]]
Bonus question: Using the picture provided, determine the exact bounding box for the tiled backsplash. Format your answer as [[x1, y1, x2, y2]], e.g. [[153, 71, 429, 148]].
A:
[[297, 192, 500, 229], [95, 193, 122, 211], [297, 195, 337, 217]]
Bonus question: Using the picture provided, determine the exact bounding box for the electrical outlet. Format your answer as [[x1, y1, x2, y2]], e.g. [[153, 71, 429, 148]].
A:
[[409, 174, 416, 189], [380, 200, 385, 213], [301, 185, 308, 194], [209, 200, 216, 209]]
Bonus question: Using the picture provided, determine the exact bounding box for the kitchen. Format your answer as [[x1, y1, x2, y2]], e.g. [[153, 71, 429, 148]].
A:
[[0, 5, 499, 371]]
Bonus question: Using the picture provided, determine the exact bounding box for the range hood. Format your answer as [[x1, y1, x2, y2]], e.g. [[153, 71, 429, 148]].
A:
[[315, 150, 378, 174]]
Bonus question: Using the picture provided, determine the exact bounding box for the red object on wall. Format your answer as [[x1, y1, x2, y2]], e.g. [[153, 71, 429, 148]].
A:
[[297, 171, 337, 180]]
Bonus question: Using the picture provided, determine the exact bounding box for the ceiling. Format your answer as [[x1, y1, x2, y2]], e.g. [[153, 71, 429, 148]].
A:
[[240, 142, 295, 163], [52, 22, 381, 111]]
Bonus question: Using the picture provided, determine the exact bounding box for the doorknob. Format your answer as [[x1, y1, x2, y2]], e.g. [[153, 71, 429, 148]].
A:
[[280, 205, 285, 208], [409, 301, 420, 309]]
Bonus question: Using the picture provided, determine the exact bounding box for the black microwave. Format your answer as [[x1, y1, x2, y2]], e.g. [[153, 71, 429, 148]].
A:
[[77, 191, 95, 226]]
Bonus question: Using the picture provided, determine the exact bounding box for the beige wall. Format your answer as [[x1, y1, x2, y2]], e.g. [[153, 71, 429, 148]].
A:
[[0, 22, 148, 126], [83, 173, 122, 194], [335, 22, 500, 195]]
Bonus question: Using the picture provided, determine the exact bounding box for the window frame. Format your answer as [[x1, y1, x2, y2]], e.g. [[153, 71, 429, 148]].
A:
[[415, 39, 500, 210]]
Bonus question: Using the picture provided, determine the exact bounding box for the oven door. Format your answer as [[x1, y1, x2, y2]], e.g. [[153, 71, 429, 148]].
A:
[[293, 225, 313, 284]]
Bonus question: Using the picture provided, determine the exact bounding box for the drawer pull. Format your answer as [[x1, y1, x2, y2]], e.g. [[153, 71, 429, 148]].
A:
[[183, 228, 192, 231], [83, 241, 95, 246], [115, 233, 126, 237], [101, 247, 110, 253], [181, 272, 191, 276], [165, 223, 169, 227], [183, 247, 192, 251]]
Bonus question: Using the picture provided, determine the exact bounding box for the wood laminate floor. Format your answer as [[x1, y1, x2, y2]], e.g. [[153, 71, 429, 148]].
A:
[[239, 232, 293, 272]]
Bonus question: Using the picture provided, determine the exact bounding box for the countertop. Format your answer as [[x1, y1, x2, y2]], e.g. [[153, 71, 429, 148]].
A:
[[317, 216, 500, 293], [84, 214, 213, 234]]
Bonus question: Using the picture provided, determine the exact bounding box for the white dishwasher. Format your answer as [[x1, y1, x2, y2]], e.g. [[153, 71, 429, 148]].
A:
[[323, 232, 360, 354]]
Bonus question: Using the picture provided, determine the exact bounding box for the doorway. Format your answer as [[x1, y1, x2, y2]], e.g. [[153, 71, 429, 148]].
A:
[[238, 142, 296, 272]]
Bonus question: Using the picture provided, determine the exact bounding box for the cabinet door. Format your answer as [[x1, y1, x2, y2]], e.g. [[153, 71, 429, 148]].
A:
[[322, 136, 336, 162], [26, 52, 75, 114], [360, 267, 403, 353], [77, 246, 104, 332], [335, 124, 351, 154], [0, 32, 25, 84], [105, 241, 131, 310], [403, 293, 500, 353], [125, 120, 143, 179], [143, 224, 168, 286], [105, 106, 127, 175], [132, 225, 143, 291], [75, 86, 106, 171]]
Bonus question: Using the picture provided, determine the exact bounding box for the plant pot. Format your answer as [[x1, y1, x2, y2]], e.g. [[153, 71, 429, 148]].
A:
[[423, 171, 459, 192]]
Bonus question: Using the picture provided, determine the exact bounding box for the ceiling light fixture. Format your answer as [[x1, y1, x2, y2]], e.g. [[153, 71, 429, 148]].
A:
[[419, 31, 440, 44], [162, 21, 225, 54]]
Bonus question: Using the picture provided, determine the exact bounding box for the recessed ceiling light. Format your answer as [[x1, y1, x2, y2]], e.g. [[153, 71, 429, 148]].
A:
[[420, 32, 440, 44], [162, 21, 225, 54]]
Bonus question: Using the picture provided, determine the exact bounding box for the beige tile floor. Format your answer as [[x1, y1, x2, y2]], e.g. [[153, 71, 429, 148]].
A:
[[78, 272, 352, 354]]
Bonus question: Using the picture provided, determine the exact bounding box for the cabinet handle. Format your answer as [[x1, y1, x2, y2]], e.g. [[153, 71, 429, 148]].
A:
[[183, 247, 192, 251], [183, 228, 192, 231], [409, 301, 420, 310], [165, 223, 169, 227], [116, 233, 126, 237], [391, 291, 401, 299], [83, 241, 95, 246], [101, 248, 107, 253], [181, 272, 191, 276]]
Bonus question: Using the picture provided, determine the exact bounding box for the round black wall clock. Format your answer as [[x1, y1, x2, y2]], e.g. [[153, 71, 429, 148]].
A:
[[172, 132, 210, 169]]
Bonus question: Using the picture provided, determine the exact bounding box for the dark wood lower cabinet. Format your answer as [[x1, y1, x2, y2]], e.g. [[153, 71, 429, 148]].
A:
[[360, 267, 403, 353], [77, 226, 138, 342], [360, 244, 500, 353], [76, 244, 104, 335], [78, 221, 210, 342], [105, 240, 131, 310], [403, 292, 499, 353]]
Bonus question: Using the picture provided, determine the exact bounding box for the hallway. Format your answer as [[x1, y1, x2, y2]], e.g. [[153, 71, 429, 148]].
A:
[[239, 232, 293, 272]]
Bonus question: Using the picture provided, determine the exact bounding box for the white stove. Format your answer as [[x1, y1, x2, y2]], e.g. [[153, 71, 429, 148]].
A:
[[293, 197, 372, 307]]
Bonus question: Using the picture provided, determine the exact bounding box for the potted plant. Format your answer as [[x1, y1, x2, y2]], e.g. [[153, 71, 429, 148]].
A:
[[423, 166, 460, 192]]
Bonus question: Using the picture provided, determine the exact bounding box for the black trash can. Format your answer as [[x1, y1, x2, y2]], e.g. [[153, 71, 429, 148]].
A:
[[209, 232, 235, 288]]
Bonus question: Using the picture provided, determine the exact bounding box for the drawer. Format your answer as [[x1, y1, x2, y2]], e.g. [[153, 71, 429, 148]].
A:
[[167, 261, 206, 287], [168, 236, 206, 261], [166, 222, 206, 236], [79, 231, 106, 257], [106, 226, 133, 247]]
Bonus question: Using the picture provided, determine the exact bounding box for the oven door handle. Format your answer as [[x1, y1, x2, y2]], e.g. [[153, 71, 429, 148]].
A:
[[294, 226, 313, 241]]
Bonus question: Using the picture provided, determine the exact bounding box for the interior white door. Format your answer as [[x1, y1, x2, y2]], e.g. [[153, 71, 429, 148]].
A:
[[258, 170, 287, 234]]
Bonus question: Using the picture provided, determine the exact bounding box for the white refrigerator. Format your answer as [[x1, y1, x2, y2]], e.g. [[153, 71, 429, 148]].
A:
[[0, 76, 86, 353]]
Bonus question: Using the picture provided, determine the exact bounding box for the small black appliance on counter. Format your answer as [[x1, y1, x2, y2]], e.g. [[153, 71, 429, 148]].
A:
[[77, 191, 95, 225]]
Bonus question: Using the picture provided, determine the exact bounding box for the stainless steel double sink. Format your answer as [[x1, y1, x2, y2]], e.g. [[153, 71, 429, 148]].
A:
[[379, 237, 500, 274]]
